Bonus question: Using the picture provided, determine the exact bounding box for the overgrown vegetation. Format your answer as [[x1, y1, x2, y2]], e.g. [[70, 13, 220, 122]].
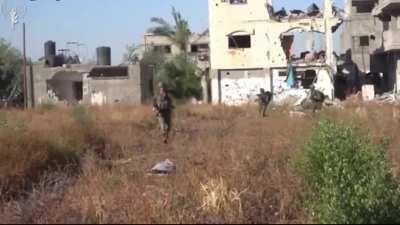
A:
[[0, 39, 23, 106], [158, 55, 202, 99], [296, 120, 400, 224], [146, 7, 203, 99], [1, 104, 400, 223]]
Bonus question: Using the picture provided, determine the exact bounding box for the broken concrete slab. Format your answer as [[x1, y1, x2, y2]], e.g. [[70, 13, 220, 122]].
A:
[[151, 159, 176, 175], [273, 89, 309, 107], [362, 85, 375, 101]]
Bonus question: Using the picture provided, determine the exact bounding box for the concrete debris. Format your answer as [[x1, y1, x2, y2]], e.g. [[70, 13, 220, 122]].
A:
[[273, 89, 309, 107], [289, 9, 305, 17], [307, 3, 320, 17], [361, 85, 375, 101], [289, 111, 307, 118], [375, 92, 397, 104], [151, 159, 176, 175], [274, 8, 288, 19]]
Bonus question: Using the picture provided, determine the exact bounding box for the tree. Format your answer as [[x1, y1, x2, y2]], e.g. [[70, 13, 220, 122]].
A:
[[147, 7, 202, 100], [122, 44, 140, 65], [158, 54, 202, 99], [0, 39, 22, 106], [148, 7, 191, 54]]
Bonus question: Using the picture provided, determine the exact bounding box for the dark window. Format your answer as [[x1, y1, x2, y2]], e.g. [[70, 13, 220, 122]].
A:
[[191, 45, 199, 53], [164, 45, 171, 53], [191, 44, 209, 53], [229, 35, 251, 49], [360, 36, 369, 47], [89, 66, 129, 78], [383, 20, 390, 31], [278, 71, 287, 77], [353, 2, 374, 13], [149, 78, 154, 96], [230, 0, 247, 4], [153, 45, 171, 54], [199, 44, 209, 51], [302, 70, 317, 89], [73, 82, 83, 100]]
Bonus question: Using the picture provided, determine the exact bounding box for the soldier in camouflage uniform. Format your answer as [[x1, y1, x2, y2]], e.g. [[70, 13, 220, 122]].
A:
[[153, 84, 174, 143], [256, 88, 273, 117], [309, 85, 326, 114]]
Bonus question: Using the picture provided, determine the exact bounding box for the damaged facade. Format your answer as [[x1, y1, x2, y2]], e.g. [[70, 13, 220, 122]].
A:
[[208, 0, 343, 105], [27, 43, 154, 107], [341, 0, 400, 98]]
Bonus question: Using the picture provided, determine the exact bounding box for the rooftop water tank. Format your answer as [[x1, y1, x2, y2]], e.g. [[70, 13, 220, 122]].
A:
[[44, 41, 56, 59], [96, 46, 111, 66]]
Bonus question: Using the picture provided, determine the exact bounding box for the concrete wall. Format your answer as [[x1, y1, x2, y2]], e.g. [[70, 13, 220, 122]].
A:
[[211, 69, 270, 105], [28, 63, 152, 107], [341, 0, 380, 73], [208, 0, 341, 105], [83, 65, 142, 105], [28, 63, 94, 106]]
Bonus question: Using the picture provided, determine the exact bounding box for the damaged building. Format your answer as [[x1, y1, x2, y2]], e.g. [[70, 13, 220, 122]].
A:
[[26, 42, 154, 107], [208, 0, 343, 105], [341, 0, 400, 98], [371, 0, 400, 95]]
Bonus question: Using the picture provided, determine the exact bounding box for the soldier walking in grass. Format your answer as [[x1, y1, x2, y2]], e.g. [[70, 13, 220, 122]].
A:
[[309, 85, 326, 114], [256, 88, 273, 117], [153, 84, 174, 143]]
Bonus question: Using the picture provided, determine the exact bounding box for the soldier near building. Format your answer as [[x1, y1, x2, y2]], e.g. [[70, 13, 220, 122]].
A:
[[256, 88, 273, 117], [153, 84, 174, 143], [309, 85, 326, 114]]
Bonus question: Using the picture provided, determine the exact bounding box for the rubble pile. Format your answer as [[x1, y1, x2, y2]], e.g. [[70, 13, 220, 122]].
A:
[[374, 92, 397, 104], [272, 3, 342, 22]]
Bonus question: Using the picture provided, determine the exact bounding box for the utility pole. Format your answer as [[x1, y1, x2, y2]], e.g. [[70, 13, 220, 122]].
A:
[[324, 0, 334, 70], [22, 22, 27, 109]]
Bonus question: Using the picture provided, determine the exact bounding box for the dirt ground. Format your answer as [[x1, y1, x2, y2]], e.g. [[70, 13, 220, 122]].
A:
[[0, 103, 399, 224]]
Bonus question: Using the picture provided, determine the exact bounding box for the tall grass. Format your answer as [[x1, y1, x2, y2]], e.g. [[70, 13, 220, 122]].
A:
[[0, 104, 399, 223]]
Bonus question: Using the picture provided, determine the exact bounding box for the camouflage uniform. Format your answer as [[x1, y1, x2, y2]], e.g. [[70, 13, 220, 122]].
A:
[[153, 88, 173, 143], [310, 87, 325, 114], [257, 89, 272, 117]]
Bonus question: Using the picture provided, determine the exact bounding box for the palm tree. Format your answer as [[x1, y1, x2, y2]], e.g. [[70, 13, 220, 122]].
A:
[[148, 7, 191, 54], [147, 8, 202, 100]]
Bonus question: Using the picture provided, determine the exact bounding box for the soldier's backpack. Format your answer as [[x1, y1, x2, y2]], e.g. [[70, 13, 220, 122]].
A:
[[159, 97, 171, 112], [311, 90, 325, 102]]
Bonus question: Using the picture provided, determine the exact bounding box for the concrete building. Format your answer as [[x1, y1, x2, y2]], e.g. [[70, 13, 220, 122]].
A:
[[27, 62, 154, 107], [208, 0, 343, 105], [341, 0, 400, 96], [371, 0, 400, 94], [341, 0, 380, 74], [142, 33, 210, 68]]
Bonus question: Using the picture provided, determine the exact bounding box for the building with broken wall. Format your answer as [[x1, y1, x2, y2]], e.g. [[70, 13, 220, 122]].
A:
[[26, 45, 155, 107], [341, 0, 380, 75], [371, 0, 400, 95], [208, 0, 343, 105], [341, 0, 400, 98]]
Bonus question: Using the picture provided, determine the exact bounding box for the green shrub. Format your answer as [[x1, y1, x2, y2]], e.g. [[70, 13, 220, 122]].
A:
[[37, 102, 56, 111], [296, 120, 400, 224], [71, 105, 92, 129], [0, 112, 7, 128], [158, 54, 202, 100]]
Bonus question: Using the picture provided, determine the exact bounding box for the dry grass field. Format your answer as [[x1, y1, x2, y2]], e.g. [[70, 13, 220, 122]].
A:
[[0, 102, 399, 224]]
